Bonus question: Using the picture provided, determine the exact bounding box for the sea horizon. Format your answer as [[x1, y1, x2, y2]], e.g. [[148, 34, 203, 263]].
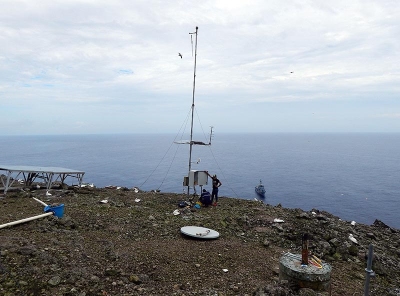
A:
[[1, 132, 399, 229], [1, 131, 400, 137]]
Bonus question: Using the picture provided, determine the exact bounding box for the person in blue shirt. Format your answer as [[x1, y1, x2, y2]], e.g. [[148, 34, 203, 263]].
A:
[[199, 189, 212, 206]]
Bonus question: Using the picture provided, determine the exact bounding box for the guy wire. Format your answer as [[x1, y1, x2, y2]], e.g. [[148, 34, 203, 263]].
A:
[[139, 108, 192, 189]]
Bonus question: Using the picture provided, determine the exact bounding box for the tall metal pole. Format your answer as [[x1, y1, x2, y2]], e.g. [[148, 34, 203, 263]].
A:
[[187, 26, 198, 196]]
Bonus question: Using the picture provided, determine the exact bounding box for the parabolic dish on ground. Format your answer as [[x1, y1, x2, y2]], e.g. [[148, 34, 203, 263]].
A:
[[180, 226, 220, 239]]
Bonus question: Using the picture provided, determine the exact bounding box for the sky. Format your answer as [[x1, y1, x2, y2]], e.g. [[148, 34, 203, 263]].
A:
[[1, 0, 399, 135]]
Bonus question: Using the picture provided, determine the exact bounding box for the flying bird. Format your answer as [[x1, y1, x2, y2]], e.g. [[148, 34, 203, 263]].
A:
[[178, 53, 182, 59]]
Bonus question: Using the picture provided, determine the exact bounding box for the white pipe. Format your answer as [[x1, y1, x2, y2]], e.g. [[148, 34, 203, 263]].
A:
[[32, 197, 48, 207], [0, 212, 53, 229]]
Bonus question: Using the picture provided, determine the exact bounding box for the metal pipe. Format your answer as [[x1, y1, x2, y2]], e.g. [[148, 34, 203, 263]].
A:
[[4, 171, 12, 195], [32, 197, 48, 207], [302, 233, 309, 266], [0, 212, 53, 229], [364, 244, 374, 295]]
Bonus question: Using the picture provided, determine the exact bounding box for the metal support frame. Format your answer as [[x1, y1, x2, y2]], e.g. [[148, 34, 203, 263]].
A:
[[0, 165, 85, 195]]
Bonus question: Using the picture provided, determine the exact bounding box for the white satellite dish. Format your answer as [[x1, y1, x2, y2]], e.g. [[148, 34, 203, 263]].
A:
[[180, 226, 219, 239]]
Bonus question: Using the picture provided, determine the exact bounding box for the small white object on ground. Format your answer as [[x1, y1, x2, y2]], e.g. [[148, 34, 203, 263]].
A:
[[100, 200, 108, 204], [348, 234, 358, 244], [173, 209, 180, 216], [46, 191, 52, 196], [273, 218, 284, 223], [134, 198, 141, 203], [222, 269, 228, 273], [350, 221, 356, 226]]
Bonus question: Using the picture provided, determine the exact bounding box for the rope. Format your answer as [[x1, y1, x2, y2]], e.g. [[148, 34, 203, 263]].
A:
[[139, 108, 192, 189], [194, 109, 240, 198], [191, 35, 193, 57], [194, 108, 212, 144], [206, 145, 240, 198], [139, 105, 239, 198], [156, 142, 181, 191]]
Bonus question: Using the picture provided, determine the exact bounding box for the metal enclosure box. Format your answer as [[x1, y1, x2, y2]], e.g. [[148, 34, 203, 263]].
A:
[[188, 170, 208, 187]]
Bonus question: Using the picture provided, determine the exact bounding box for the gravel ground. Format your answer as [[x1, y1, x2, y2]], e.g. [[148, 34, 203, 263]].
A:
[[0, 187, 399, 295]]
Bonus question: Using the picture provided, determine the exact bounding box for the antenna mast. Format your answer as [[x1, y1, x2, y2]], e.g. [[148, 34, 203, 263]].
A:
[[187, 26, 198, 196]]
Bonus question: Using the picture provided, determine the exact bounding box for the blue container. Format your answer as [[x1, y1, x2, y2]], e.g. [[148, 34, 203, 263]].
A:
[[44, 204, 65, 218]]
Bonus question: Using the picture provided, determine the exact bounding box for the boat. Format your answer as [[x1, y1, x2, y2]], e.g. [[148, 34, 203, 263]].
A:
[[255, 179, 266, 197]]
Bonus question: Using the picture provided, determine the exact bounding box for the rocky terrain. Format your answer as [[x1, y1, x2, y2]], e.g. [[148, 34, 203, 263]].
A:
[[0, 186, 399, 295]]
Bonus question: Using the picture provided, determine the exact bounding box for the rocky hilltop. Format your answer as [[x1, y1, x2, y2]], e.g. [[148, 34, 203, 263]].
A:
[[0, 187, 399, 295]]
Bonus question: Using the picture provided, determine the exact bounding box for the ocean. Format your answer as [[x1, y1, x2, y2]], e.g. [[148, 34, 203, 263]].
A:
[[0, 133, 399, 229]]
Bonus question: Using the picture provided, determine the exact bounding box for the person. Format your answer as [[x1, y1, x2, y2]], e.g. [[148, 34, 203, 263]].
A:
[[199, 188, 212, 207], [206, 171, 222, 206]]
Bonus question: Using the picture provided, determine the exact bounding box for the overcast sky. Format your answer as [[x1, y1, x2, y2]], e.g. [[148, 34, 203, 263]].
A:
[[1, 0, 399, 135]]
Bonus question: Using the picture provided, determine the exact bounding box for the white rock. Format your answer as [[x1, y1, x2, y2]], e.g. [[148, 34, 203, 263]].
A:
[[348, 234, 358, 244]]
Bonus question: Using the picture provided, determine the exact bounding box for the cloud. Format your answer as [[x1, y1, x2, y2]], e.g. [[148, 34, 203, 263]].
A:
[[0, 0, 399, 134]]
